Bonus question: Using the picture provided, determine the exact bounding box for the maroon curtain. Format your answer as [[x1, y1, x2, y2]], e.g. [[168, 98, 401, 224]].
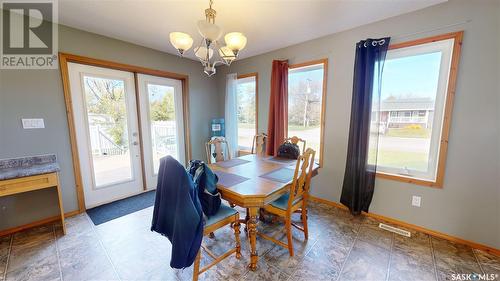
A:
[[267, 60, 289, 156]]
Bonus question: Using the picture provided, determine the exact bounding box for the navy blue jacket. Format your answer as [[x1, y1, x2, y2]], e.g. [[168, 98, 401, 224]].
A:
[[151, 156, 203, 269]]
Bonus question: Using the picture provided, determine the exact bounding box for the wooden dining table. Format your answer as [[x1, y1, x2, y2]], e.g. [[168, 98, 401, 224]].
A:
[[208, 154, 319, 271]]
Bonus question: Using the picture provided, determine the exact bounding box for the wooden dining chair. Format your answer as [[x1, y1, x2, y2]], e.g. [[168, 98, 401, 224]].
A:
[[257, 148, 316, 257], [193, 205, 241, 281], [251, 133, 268, 155], [205, 138, 231, 164], [284, 136, 306, 154]]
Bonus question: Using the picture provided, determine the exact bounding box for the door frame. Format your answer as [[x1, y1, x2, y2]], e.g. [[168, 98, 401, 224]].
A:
[[59, 52, 191, 213]]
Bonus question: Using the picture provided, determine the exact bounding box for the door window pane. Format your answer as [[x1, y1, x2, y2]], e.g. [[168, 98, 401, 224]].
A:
[[147, 84, 177, 173], [83, 76, 133, 187], [236, 76, 257, 150]]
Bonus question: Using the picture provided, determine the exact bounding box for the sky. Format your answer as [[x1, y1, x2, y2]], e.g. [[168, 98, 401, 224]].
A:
[[286, 51, 442, 102], [380, 51, 442, 100], [148, 84, 174, 102], [288, 67, 324, 90]]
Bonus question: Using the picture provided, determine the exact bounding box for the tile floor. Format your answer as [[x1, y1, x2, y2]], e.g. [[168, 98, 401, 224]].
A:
[[0, 202, 498, 281]]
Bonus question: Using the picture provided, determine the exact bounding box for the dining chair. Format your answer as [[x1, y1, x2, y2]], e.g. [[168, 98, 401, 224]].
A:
[[251, 133, 268, 155], [193, 204, 241, 281], [257, 148, 316, 257], [205, 137, 231, 164], [284, 136, 306, 155]]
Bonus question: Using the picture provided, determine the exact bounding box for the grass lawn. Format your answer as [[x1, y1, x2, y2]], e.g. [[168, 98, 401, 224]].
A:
[[370, 149, 428, 171], [238, 122, 256, 129], [386, 127, 431, 138]]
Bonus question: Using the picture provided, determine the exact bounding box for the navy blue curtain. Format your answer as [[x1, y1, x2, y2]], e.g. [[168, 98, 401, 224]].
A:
[[340, 37, 390, 215]]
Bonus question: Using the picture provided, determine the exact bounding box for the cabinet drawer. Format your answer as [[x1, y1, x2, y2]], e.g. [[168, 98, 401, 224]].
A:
[[0, 173, 58, 197]]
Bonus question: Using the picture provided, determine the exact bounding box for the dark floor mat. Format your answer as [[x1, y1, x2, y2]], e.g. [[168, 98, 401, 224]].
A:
[[86, 190, 156, 225]]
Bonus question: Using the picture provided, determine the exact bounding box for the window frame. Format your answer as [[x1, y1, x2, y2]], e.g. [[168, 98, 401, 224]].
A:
[[376, 31, 463, 188], [236, 72, 258, 154], [288, 58, 328, 167]]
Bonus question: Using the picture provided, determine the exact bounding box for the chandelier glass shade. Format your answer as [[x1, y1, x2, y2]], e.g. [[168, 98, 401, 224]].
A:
[[169, 32, 193, 55], [224, 32, 247, 53], [196, 20, 222, 42], [169, 0, 247, 76]]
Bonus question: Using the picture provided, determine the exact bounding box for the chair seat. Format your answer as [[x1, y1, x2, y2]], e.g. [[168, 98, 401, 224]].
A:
[[270, 193, 301, 211], [205, 204, 238, 227]]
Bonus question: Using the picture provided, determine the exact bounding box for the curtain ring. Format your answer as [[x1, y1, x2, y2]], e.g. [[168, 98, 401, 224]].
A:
[[372, 41, 377, 47], [363, 42, 368, 47], [379, 39, 386, 45]]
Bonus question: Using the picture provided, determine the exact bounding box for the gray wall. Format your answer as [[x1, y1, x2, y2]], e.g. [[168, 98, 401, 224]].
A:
[[217, 0, 500, 249], [0, 25, 221, 230]]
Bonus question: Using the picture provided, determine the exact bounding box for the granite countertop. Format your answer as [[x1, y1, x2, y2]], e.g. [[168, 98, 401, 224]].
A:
[[0, 154, 60, 181]]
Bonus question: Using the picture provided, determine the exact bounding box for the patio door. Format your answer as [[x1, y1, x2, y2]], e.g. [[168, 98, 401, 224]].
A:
[[68, 63, 143, 208], [137, 74, 185, 189]]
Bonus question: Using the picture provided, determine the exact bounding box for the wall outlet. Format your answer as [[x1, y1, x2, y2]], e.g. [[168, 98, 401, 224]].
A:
[[22, 118, 45, 129], [412, 195, 421, 207]]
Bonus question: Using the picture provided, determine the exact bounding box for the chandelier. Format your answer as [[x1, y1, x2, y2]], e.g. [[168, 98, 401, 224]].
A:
[[169, 0, 247, 76]]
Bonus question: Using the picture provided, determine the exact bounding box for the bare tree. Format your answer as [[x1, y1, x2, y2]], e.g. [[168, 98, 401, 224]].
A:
[[288, 79, 322, 127]]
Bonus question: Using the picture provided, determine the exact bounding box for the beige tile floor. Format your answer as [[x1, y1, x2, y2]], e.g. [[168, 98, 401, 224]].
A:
[[0, 202, 498, 281]]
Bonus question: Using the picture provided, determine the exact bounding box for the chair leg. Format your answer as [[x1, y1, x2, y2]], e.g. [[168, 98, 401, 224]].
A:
[[259, 208, 265, 222], [233, 220, 242, 259], [192, 250, 201, 281], [285, 217, 294, 257], [301, 205, 309, 240]]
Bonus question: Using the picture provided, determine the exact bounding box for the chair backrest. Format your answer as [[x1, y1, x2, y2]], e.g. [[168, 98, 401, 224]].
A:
[[284, 136, 306, 155], [205, 138, 231, 164], [287, 148, 316, 210], [251, 133, 268, 155]]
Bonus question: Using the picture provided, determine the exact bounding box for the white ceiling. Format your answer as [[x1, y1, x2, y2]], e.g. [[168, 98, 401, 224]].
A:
[[59, 0, 446, 61]]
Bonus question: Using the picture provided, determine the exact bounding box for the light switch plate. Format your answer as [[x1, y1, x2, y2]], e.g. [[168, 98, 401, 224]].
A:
[[22, 118, 45, 129], [412, 195, 421, 207]]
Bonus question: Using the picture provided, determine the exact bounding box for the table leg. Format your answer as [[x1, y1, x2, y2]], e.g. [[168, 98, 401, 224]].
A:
[[55, 174, 66, 235], [247, 207, 259, 271]]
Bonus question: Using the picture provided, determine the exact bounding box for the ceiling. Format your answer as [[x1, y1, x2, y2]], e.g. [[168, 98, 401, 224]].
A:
[[58, 0, 446, 61]]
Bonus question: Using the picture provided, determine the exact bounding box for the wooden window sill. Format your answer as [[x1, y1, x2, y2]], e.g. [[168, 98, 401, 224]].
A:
[[376, 171, 443, 188]]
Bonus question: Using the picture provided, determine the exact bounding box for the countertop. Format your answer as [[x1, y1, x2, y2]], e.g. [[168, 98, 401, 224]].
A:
[[0, 154, 60, 181]]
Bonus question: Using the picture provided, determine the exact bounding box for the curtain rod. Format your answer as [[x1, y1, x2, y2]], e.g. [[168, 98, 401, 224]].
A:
[[390, 19, 471, 41]]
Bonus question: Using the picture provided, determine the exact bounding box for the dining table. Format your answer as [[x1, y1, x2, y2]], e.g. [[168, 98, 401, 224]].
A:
[[207, 153, 320, 271]]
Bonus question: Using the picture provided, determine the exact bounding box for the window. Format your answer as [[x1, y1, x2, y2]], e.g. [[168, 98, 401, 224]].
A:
[[287, 60, 327, 164], [373, 32, 463, 187], [236, 73, 257, 151]]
